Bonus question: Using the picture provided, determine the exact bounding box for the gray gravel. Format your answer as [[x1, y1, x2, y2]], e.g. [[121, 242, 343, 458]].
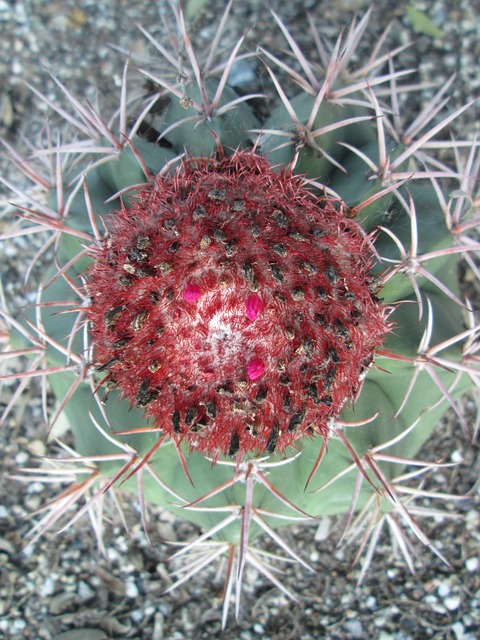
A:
[[1, 1, 479, 639]]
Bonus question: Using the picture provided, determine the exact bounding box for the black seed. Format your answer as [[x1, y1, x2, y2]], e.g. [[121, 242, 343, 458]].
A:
[[228, 430, 240, 456], [232, 200, 246, 212], [350, 309, 362, 323], [316, 287, 327, 300], [270, 263, 284, 283], [272, 209, 288, 227], [250, 224, 260, 237], [243, 261, 255, 284], [158, 261, 173, 274], [192, 205, 206, 220], [326, 264, 339, 285], [334, 321, 349, 338], [344, 291, 356, 301], [287, 409, 305, 432], [255, 386, 268, 403], [96, 357, 119, 372], [172, 410, 181, 433], [323, 368, 336, 391], [185, 406, 198, 426], [118, 275, 133, 287], [130, 247, 148, 262], [131, 310, 149, 331], [190, 417, 208, 432], [272, 243, 287, 256], [321, 394, 333, 407], [301, 261, 317, 274], [166, 288, 174, 300], [217, 382, 234, 396], [137, 236, 151, 250], [214, 228, 227, 243], [265, 420, 279, 454], [136, 379, 158, 407], [205, 401, 217, 418], [208, 189, 226, 201], [163, 218, 176, 230], [288, 231, 305, 241], [279, 374, 291, 386], [303, 338, 315, 359], [328, 347, 339, 363], [292, 287, 304, 301], [307, 383, 320, 404], [112, 336, 131, 349], [103, 305, 126, 330], [283, 395, 291, 411], [314, 313, 325, 325], [137, 267, 156, 278], [225, 241, 236, 257]]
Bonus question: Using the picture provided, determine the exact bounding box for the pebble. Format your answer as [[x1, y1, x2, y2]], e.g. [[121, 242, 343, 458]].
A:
[[444, 595, 461, 611], [39, 575, 57, 597], [125, 580, 139, 599], [314, 517, 332, 542], [78, 579, 95, 601], [343, 619, 363, 637]]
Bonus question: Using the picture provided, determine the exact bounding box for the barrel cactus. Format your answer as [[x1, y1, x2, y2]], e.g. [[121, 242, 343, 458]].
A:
[[1, 2, 479, 626]]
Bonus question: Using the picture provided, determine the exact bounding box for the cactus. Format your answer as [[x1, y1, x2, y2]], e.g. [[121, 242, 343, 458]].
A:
[[1, 1, 479, 627]]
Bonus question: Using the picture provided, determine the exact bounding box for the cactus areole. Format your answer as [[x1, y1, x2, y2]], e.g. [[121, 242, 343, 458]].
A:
[[88, 150, 389, 458]]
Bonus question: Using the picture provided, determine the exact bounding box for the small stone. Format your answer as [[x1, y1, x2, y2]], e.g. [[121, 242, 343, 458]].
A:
[[78, 580, 95, 601], [40, 576, 56, 597], [125, 580, 139, 599], [452, 621, 465, 640], [14, 451, 29, 465], [343, 619, 363, 638], [314, 517, 331, 542], [444, 595, 461, 611]]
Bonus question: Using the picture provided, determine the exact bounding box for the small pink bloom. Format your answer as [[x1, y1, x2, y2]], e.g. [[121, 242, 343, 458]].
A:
[[184, 283, 202, 302], [245, 293, 263, 321], [247, 357, 266, 380]]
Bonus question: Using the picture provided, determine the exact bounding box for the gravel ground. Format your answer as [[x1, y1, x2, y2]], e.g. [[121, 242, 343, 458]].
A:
[[1, 1, 479, 639]]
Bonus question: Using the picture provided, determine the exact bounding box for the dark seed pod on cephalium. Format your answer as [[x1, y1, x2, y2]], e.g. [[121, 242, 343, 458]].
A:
[[87, 150, 389, 459]]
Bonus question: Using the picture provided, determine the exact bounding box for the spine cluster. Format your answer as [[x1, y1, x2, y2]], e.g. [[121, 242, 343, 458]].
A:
[[88, 151, 389, 457]]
